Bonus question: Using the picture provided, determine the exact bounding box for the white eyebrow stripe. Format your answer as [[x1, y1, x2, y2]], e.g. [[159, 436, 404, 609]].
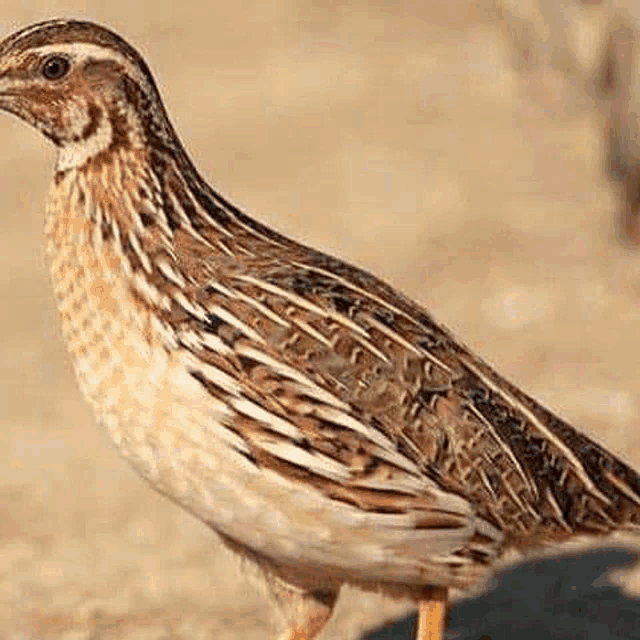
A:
[[30, 42, 146, 85]]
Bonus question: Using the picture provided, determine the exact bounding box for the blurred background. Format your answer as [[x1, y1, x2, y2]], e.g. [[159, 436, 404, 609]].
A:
[[3, 0, 640, 638]]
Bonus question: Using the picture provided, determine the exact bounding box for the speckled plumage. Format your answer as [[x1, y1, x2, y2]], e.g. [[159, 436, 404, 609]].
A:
[[2, 19, 640, 640]]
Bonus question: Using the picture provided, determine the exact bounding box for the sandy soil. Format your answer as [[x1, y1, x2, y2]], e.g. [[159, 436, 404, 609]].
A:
[[2, 1, 640, 638]]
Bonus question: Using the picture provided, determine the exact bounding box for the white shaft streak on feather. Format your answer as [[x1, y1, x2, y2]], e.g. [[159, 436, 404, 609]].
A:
[[192, 191, 235, 239], [232, 290, 291, 329], [120, 174, 139, 216], [364, 313, 452, 373], [349, 331, 391, 365], [236, 274, 370, 339], [544, 487, 572, 532], [156, 259, 187, 287], [166, 183, 228, 247], [207, 303, 265, 343], [196, 336, 421, 480], [221, 339, 422, 481], [165, 185, 194, 227], [229, 396, 302, 441], [74, 171, 93, 220], [235, 274, 392, 364], [288, 316, 332, 348], [173, 290, 208, 320], [501, 474, 529, 514], [234, 344, 349, 409], [127, 230, 153, 274], [308, 404, 420, 475], [187, 343, 359, 481], [201, 280, 236, 298], [111, 150, 125, 192], [289, 260, 450, 342], [172, 365, 250, 454], [179, 327, 221, 353], [183, 351, 243, 395], [180, 328, 233, 356], [288, 261, 418, 322], [463, 359, 611, 505], [125, 183, 171, 246], [164, 156, 234, 238], [149, 313, 178, 349], [603, 470, 640, 506], [202, 280, 237, 300], [229, 212, 287, 248], [90, 202, 106, 250], [99, 158, 112, 192], [187, 354, 360, 480], [184, 409, 253, 457], [213, 238, 234, 257], [234, 242, 257, 258], [185, 222, 217, 252], [464, 402, 536, 498], [131, 271, 172, 310], [476, 467, 498, 500], [140, 188, 174, 239], [350, 470, 428, 495], [108, 216, 135, 279], [363, 313, 422, 356], [131, 200, 150, 236], [253, 438, 351, 483]]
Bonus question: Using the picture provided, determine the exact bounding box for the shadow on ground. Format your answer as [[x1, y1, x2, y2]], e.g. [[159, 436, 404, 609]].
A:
[[364, 548, 640, 640]]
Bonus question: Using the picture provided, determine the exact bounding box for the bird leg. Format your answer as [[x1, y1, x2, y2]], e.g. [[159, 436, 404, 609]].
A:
[[270, 578, 338, 640], [414, 586, 448, 640]]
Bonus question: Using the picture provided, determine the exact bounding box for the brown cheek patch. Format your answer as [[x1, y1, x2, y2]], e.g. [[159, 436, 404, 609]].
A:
[[80, 102, 102, 140], [83, 59, 123, 91]]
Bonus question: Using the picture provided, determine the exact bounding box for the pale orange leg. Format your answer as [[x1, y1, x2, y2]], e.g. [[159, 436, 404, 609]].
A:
[[414, 587, 448, 640], [272, 583, 338, 640]]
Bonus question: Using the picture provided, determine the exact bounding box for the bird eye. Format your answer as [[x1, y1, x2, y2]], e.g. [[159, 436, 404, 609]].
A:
[[41, 55, 71, 80]]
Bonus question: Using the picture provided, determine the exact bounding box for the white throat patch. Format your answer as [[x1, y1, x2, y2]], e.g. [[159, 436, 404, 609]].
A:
[[56, 106, 113, 171]]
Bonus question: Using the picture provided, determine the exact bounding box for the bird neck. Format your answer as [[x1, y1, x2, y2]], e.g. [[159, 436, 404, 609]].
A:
[[46, 128, 304, 328], [45, 142, 240, 329]]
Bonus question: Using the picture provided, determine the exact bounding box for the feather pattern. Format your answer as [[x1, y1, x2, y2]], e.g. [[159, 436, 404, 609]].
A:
[[2, 18, 640, 639]]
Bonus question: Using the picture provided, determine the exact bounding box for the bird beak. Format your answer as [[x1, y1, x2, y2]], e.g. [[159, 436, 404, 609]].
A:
[[0, 75, 26, 119]]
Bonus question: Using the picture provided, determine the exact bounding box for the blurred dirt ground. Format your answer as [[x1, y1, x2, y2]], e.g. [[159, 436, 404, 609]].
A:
[[3, 1, 640, 638]]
